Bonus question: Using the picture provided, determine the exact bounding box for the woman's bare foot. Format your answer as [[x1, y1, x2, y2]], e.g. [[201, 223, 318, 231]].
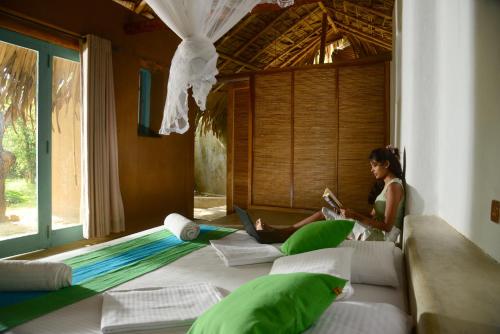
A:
[[255, 218, 275, 232]]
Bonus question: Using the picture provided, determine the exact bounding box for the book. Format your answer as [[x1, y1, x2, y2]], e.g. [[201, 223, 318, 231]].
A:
[[322, 187, 343, 210]]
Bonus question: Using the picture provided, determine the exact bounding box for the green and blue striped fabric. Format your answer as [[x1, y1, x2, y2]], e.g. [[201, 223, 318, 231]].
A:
[[0, 225, 236, 332]]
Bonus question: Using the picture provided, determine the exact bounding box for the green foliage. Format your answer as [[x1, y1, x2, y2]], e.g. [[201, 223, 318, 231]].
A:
[[5, 178, 36, 208], [3, 112, 36, 183], [6, 190, 25, 205]]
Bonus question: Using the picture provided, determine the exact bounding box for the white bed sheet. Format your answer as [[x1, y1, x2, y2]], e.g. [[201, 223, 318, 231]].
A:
[[6, 228, 408, 334]]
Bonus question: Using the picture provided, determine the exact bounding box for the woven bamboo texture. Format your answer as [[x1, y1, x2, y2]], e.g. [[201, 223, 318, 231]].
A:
[[338, 63, 386, 212], [338, 159, 374, 214], [253, 72, 292, 207], [293, 68, 338, 209], [114, 0, 393, 75], [232, 87, 250, 209], [230, 61, 388, 212]]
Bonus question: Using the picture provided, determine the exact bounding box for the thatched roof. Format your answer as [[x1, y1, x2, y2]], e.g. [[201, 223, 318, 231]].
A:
[[113, 0, 393, 73], [0, 41, 80, 132], [112, 0, 393, 138]]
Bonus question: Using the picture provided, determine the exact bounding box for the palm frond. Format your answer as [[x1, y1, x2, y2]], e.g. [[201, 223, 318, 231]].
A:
[[195, 91, 227, 142], [0, 41, 80, 133]]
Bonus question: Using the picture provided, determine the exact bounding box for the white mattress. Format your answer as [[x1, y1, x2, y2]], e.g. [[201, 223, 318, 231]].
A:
[[6, 227, 408, 334]]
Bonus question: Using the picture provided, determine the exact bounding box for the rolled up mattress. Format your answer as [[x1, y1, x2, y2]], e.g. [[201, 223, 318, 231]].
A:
[[164, 213, 200, 241], [0, 260, 72, 291]]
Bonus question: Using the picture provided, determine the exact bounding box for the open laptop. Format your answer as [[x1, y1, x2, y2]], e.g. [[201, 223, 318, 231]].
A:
[[234, 206, 261, 242]]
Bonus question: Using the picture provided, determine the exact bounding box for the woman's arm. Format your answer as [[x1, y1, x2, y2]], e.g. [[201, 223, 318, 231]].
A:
[[341, 183, 403, 232]]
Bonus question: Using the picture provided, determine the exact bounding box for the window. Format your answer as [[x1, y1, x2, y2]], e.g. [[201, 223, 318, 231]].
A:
[[0, 28, 82, 258]]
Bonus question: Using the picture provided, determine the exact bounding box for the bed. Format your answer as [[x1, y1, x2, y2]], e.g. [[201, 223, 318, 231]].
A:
[[4, 226, 410, 334]]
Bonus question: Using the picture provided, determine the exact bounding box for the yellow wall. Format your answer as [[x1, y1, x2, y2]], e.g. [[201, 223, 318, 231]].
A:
[[1, 0, 195, 232], [51, 60, 81, 221]]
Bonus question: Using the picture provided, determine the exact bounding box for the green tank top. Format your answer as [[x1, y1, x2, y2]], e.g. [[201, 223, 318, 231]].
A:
[[367, 178, 405, 241]]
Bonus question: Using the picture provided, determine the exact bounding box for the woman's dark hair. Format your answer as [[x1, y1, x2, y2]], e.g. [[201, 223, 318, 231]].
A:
[[367, 147, 404, 204]]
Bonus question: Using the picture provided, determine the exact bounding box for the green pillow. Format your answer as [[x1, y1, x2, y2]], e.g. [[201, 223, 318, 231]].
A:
[[281, 220, 354, 255], [188, 273, 346, 334]]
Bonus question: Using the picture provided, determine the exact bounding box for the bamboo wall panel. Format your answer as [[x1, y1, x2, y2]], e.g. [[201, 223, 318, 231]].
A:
[[338, 160, 374, 214], [233, 87, 250, 208], [338, 63, 386, 213], [293, 68, 338, 209], [253, 72, 292, 207], [338, 63, 385, 159], [232, 60, 388, 212]]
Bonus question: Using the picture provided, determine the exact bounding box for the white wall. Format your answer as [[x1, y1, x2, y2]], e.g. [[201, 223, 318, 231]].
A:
[[397, 0, 500, 261]]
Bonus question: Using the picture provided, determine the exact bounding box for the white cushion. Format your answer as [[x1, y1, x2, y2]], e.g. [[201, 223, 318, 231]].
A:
[[339, 240, 399, 287], [163, 213, 200, 241], [101, 283, 222, 333], [0, 260, 72, 291], [210, 232, 282, 266], [304, 301, 412, 334], [269, 247, 355, 300]]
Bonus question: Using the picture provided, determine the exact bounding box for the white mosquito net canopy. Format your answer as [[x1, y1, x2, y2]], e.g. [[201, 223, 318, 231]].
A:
[[145, 0, 294, 134]]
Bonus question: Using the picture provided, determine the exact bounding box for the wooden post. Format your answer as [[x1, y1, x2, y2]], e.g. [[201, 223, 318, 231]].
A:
[[226, 85, 235, 213], [319, 13, 327, 64]]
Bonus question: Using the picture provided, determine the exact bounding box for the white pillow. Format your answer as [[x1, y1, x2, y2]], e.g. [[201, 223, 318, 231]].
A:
[[339, 240, 399, 287], [269, 247, 355, 300], [304, 301, 412, 334]]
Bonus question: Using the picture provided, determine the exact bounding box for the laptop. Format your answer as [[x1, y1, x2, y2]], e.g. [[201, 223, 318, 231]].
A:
[[234, 206, 261, 242]]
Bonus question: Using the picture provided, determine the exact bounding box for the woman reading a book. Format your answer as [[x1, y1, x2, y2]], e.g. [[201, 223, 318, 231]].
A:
[[254, 146, 405, 243]]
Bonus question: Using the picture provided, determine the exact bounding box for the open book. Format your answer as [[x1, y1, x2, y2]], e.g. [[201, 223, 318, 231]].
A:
[[322, 187, 343, 210]]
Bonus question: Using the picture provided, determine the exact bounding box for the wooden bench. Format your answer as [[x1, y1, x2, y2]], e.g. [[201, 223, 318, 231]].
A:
[[403, 215, 500, 333]]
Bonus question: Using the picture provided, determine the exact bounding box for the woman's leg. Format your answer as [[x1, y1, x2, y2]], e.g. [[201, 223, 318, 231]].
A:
[[255, 210, 326, 243], [256, 229, 294, 244], [291, 210, 325, 229]]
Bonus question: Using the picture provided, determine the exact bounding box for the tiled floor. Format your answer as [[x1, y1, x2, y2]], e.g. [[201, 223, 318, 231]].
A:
[[194, 205, 226, 221], [193, 195, 227, 221]]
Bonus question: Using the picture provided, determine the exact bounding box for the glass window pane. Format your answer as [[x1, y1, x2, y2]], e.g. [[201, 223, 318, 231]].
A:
[[51, 56, 81, 230], [0, 40, 38, 240]]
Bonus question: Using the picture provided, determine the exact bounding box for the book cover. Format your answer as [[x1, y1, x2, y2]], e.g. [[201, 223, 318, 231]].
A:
[[322, 187, 343, 209]]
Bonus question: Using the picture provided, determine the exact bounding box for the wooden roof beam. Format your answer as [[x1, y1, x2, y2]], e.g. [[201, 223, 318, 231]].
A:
[[216, 14, 255, 47], [335, 21, 391, 49], [360, 39, 371, 56], [330, 8, 392, 36], [218, 9, 290, 71], [283, 41, 318, 67], [252, 0, 321, 13], [265, 29, 322, 69], [267, 30, 328, 68], [291, 47, 316, 66], [342, 0, 392, 20], [288, 9, 315, 31], [346, 34, 361, 58], [281, 30, 326, 67], [317, 2, 338, 34], [271, 27, 296, 44], [218, 52, 260, 71], [319, 13, 328, 64], [291, 34, 327, 66], [134, 0, 147, 14], [112, 0, 135, 11], [225, 7, 322, 73], [246, 7, 323, 64]]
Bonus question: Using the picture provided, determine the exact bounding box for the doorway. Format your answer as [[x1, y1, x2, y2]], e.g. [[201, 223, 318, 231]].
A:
[[0, 28, 83, 258], [193, 92, 227, 222]]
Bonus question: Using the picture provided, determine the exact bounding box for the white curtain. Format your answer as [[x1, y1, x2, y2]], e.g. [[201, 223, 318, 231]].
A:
[[81, 35, 125, 238], [145, 0, 294, 135]]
